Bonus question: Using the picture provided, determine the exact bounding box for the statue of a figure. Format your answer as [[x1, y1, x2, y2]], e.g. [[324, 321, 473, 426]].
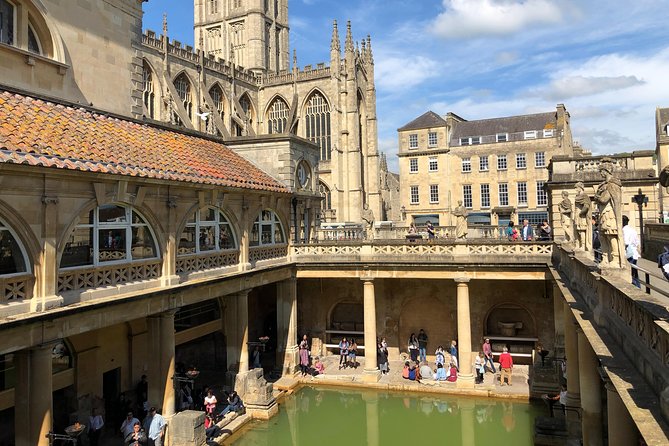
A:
[[558, 191, 574, 243], [453, 200, 468, 239], [593, 159, 625, 268], [574, 182, 592, 251], [361, 204, 375, 240]]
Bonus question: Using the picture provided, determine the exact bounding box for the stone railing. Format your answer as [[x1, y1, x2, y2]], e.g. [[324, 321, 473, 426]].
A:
[[0, 273, 33, 303], [176, 250, 240, 275], [58, 259, 162, 293], [312, 225, 509, 242], [249, 244, 289, 264], [260, 65, 331, 87]]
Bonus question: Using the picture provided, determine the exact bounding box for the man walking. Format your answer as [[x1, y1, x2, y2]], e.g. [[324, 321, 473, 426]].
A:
[[499, 347, 513, 386], [482, 338, 496, 373], [417, 329, 428, 363], [144, 407, 166, 446]]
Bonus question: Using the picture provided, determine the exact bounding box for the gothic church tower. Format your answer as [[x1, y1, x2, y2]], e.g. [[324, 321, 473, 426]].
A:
[[194, 0, 289, 74]]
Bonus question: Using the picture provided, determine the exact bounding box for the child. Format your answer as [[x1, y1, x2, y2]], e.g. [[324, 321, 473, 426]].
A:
[[474, 352, 484, 384]]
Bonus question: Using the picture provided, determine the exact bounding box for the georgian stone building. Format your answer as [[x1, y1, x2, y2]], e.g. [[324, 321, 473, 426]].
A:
[[398, 105, 575, 228], [656, 107, 669, 219]]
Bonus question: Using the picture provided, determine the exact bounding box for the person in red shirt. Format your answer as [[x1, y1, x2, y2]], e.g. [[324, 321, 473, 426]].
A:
[[499, 347, 513, 386]]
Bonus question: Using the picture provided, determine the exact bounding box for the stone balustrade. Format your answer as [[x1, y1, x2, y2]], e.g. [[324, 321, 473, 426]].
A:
[[176, 250, 240, 276], [0, 273, 33, 303], [58, 259, 162, 294]]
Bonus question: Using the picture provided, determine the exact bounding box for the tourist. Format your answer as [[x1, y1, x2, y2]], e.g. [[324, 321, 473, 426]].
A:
[[204, 389, 217, 415], [144, 407, 166, 446], [449, 340, 459, 370], [252, 345, 262, 369], [417, 329, 428, 363], [545, 385, 568, 416], [299, 334, 310, 376], [402, 361, 420, 382], [381, 337, 388, 350], [348, 338, 358, 368], [124, 421, 147, 446], [506, 221, 518, 241], [592, 217, 602, 261], [121, 411, 140, 438], [474, 352, 484, 384], [482, 338, 496, 373], [499, 347, 513, 386], [521, 219, 534, 241], [446, 362, 458, 382], [419, 361, 433, 380], [434, 363, 447, 381], [377, 339, 389, 375], [338, 337, 349, 369], [218, 391, 244, 418], [435, 346, 446, 367], [622, 215, 641, 288], [311, 356, 325, 376], [408, 333, 419, 362], [88, 408, 104, 446], [408, 223, 417, 234], [539, 219, 552, 241], [426, 221, 435, 240], [414, 361, 423, 382], [205, 415, 221, 442]]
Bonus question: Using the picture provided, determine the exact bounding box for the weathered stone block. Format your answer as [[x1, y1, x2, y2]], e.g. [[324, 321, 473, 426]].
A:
[[169, 410, 205, 446]]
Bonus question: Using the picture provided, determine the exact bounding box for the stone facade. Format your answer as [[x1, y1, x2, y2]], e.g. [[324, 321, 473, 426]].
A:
[[656, 107, 669, 219]]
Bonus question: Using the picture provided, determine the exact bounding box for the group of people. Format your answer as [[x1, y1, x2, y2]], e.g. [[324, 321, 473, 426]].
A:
[[117, 407, 166, 446], [407, 221, 436, 240], [506, 219, 552, 242], [203, 388, 245, 441], [336, 336, 359, 370], [299, 334, 326, 377]]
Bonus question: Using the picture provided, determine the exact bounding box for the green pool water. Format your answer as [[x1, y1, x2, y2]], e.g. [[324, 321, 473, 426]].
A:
[[230, 386, 542, 445]]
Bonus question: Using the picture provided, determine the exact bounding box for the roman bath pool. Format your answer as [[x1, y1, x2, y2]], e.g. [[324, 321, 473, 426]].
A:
[[228, 386, 542, 445]]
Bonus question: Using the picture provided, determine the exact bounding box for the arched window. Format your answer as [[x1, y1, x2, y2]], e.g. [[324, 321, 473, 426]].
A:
[[318, 181, 332, 211], [0, 218, 28, 275], [267, 97, 289, 134], [0, 0, 15, 46], [178, 208, 236, 255], [209, 84, 225, 135], [142, 62, 156, 119], [1, 1, 52, 57], [251, 210, 285, 246], [60, 204, 159, 268], [27, 24, 41, 54], [305, 92, 331, 161], [174, 73, 193, 124], [234, 94, 254, 136]]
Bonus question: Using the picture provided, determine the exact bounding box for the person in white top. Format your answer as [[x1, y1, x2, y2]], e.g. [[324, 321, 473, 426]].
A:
[[204, 389, 217, 415], [622, 215, 641, 288]]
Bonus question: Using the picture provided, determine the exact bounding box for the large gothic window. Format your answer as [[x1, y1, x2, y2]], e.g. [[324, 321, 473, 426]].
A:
[[305, 92, 331, 161], [318, 181, 332, 211], [251, 210, 285, 246], [173, 73, 193, 125], [178, 208, 236, 255], [267, 97, 289, 134], [0, 218, 28, 275], [60, 204, 158, 268], [234, 94, 254, 136], [142, 62, 156, 119], [209, 84, 225, 135]]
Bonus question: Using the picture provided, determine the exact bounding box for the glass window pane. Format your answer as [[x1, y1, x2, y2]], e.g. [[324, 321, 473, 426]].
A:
[[61, 227, 93, 268], [178, 226, 197, 255], [98, 229, 126, 262], [261, 224, 272, 244], [131, 227, 157, 259], [99, 205, 127, 224], [0, 229, 27, 274], [250, 223, 260, 246], [274, 224, 284, 244], [219, 224, 234, 249], [201, 208, 216, 222], [132, 211, 149, 225], [199, 226, 216, 252]]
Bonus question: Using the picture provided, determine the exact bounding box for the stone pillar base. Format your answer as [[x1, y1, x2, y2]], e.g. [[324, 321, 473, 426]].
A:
[[456, 374, 475, 388], [161, 275, 181, 287], [30, 294, 63, 312], [246, 400, 279, 420], [361, 369, 381, 383]]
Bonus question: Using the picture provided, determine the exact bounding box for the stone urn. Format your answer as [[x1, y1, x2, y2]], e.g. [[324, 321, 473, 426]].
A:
[[498, 321, 523, 337]]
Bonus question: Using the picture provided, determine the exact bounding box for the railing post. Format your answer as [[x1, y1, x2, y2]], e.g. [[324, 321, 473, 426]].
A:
[[645, 271, 651, 295]]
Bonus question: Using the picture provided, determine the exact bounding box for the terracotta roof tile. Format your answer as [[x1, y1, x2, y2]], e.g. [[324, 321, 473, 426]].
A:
[[0, 89, 288, 193]]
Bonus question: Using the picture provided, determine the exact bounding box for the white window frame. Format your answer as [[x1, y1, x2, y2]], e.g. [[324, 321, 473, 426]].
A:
[[480, 184, 490, 209], [428, 157, 438, 172], [479, 156, 489, 172], [517, 182, 528, 207], [499, 183, 509, 206], [428, 132, 438, 147], [535, 151, 546, 168], [409, 158, 418, 174], [0, 0, 16, 47], [409, 134, 418, 149], [516, 153, 527, 169], [471, 136, 481, 145], [463, 185, 473, 209], [462, 157, 472, 173], [178, 207, 237, 255], [524, 130, 537, 140], [251, 210, 286, 246], [460, 137, 470, 146], [497, 154, 507, 170], [429, 184, 439, 204], [543, 129, 554, 137], [410, 185, 419, 204], [536, 181, 547, 207], [496, 133, 508, 142]]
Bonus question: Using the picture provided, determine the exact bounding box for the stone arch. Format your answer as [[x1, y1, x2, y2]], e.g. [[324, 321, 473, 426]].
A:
[[141, 59, 160, 119], [249, 208, 287, 246], [172, 70, 196, 122], [483, 302, 537, 338], [176, 203, 241, 253], [0, 198, 40, 273], [12, 0, 66, 61], [398, 295, 453, 356], [234, 92, 256, 136]]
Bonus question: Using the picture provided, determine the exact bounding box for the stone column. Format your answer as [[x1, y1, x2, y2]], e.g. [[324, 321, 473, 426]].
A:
[[460, 399, 476, 446], [578, 330, 603, 446], [32, 194, 62, 312], [160, 311, 177, 417], [455, 277, 474, 387], [606, 382, 639, 446], [552, 283, 565, 356], [277, 277, 298, 375], [15, 345, 53, 446], [161, 197, 180, 286], [238, 290, 250, 374], [361, 278, 380, 382], [363, 393, 379, 446], [563, 303, 580, 407]]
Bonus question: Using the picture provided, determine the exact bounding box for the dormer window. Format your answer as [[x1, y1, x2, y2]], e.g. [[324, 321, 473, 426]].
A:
[[543, 129, 554, 137], [496, 133, 508, 142], [524, 130, 537, 140], [460, 136, 481, 146]]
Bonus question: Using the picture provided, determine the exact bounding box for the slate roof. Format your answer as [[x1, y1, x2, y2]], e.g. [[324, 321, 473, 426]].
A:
[[0, 89, 288, 193], [450, 111, 557, 140], [398, 111, 447, 131], [658, 108, 669, 133]]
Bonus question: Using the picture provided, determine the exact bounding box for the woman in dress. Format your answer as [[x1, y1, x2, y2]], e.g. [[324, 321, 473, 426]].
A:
[[299, 334, 310, 376], [338, 337, 349, 370], [408, 333, 419, 362], [446, 362, 458, 382]]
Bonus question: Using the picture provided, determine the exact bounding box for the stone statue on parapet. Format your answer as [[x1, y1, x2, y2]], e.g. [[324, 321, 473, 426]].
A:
[[574, 182, 592, 251], [594, 158, 625, 268], [558, 190, 574, 244], [361, 203, 375, 240], [453, 200, 468, 239]]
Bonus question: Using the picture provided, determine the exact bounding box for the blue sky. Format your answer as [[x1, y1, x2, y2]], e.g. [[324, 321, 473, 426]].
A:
[[144, 0, 669, 171]]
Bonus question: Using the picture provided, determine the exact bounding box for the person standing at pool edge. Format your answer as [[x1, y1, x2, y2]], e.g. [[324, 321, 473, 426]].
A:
[[417, 329, 428, 363], [499, 347, 513, 386]]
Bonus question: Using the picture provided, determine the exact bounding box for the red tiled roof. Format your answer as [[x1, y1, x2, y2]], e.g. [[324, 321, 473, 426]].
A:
[[0, 89, 288, 193]]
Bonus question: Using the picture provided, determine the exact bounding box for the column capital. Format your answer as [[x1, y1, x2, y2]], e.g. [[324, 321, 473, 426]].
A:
[[454, 277, 470, 284], [360, 277, 375, 283]]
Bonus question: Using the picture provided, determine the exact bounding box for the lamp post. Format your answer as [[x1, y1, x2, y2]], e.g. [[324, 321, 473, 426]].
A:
[[631, 188, 648, 252]]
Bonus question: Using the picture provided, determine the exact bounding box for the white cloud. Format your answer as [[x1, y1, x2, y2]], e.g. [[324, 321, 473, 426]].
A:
[[543, 75, 644, 100], [431, 0, 564, 39], [375, 54, 440, 90]]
